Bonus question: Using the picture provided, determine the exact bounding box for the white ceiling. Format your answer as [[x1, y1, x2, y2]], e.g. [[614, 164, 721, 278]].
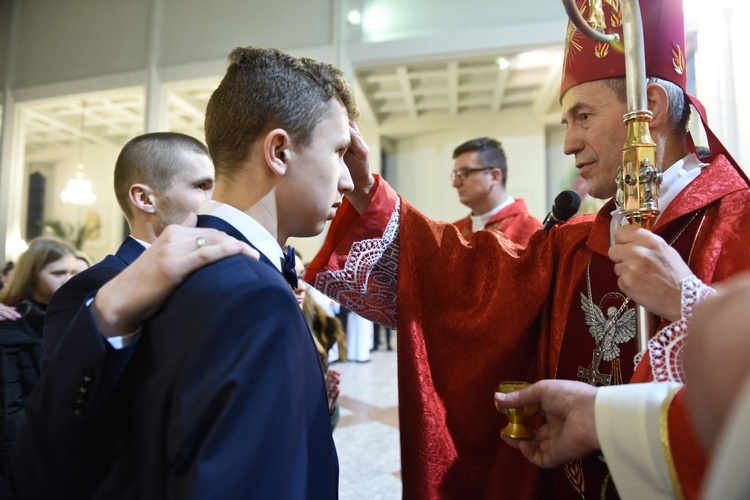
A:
[[21, 48, 563, 154], [357, 49, 562, 122]]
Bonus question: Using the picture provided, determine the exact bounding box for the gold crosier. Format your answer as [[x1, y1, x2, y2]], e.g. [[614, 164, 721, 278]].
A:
[[562, 0, 660, 357], [560, 1, 660, 497]]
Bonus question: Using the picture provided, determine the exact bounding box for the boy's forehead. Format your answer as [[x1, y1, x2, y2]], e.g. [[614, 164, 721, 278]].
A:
[[326, 99, 349, 122], [314, 100, 349, 135]]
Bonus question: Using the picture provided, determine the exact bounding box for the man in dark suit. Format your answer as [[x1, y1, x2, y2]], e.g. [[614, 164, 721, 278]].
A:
[[17, 47, 361, 498], [7, 133, 257, 498]]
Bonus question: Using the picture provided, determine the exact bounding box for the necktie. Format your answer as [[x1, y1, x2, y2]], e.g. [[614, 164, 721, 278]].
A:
[[283, 246, 298, 289]]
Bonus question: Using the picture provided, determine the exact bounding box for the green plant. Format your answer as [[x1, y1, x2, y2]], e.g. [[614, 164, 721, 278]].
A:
[[39, 217, 100, 250]]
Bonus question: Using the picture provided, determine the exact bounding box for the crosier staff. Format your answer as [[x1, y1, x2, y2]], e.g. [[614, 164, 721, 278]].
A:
[[562, 0, 660, 355]]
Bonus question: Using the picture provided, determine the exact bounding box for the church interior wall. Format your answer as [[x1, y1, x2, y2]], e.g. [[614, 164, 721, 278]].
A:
[[383, 108, 549, 224], [0, 0, 747, 263]]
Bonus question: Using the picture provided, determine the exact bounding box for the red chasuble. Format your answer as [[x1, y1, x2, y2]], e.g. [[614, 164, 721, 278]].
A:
[[452, 199, 541, 247], [306, 155, 750, 499]]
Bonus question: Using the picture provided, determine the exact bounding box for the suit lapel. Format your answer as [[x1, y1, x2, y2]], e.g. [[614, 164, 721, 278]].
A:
[[116, 237, 146, 265], [197, 214, 275, 268]]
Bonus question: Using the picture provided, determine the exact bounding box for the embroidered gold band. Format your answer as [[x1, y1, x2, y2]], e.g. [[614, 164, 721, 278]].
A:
[[660, 387, 685, 500], [686, 207, 709, 267]]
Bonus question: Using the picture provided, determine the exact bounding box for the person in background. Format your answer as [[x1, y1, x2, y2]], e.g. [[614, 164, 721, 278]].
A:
[[304, 266, 348, 363], [1, 249, 89, 322], [0, 263, 21, 322], [73, 251, 92, 274], [0, 238, 77, 495], [450, 137, 540, 246], [346, 310, 374, 363], [293, 251, 347, 366], [0, 262, 13, 290], [372, 322, 392, 351], [292, 250, 343, 428]]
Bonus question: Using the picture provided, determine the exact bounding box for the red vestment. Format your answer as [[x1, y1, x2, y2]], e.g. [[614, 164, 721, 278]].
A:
[[451, 199, 541, 247], [306, 155, 750, 499]]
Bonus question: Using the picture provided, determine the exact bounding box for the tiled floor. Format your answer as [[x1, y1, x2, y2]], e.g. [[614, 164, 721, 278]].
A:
[[333, 347, 402, 499]]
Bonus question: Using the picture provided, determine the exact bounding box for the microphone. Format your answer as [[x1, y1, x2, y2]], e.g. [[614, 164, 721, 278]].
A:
[[542, 190, 581, 230]]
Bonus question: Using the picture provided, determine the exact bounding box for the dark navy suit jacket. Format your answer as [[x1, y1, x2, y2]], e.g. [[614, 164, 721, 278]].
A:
[[91, 215, 338, 498], [7, 237, 145, 499]]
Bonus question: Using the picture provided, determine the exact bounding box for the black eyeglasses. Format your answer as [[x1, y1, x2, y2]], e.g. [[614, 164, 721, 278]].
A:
[[450, 166, 497, 183]]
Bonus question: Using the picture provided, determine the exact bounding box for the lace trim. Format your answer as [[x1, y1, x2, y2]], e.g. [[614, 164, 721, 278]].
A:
[[646, 275, 715, 383], [313, 198, 401, 329]]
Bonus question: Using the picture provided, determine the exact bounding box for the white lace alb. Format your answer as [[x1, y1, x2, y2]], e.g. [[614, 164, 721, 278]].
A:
[[313, 198, 401, 329], [645, 275, 715, 383]]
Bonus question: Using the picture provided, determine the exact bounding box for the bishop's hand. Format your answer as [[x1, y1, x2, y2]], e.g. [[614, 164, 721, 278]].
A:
[[344, 120, 376, 213], [609, 224, 693, 322]]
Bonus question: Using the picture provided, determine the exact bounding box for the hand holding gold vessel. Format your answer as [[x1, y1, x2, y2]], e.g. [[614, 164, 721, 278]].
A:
[[494, 381, 539, 440]]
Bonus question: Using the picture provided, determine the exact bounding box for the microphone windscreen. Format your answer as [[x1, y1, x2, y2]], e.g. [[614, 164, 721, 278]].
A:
[[551, 190, 581, 220]]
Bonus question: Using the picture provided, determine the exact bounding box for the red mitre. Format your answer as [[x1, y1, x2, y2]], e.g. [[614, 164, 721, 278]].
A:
[[560, 0, 687, 100], [559, 0, 748, 182]]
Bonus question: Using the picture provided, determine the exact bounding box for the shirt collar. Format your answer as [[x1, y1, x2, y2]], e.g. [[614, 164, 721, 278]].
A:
[[470, 196, 515, 232], [199, 199, 284, 272], [129, 235, 150, 249]]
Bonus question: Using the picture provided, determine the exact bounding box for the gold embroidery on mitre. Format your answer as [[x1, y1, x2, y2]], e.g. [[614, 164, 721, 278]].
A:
[[588, 0, 607, 32], [672, 43, 686, 75], [603, 0, 620, 11], [595, 42, 610, 58], [564, 17, 587, 79], [564, 460, 586, 496], [609, 8, 622, 28]]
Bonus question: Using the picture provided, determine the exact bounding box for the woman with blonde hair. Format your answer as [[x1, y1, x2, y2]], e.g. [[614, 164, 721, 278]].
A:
[[0, 237, 77, 490]]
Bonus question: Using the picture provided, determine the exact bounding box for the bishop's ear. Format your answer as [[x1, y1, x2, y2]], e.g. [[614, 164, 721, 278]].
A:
[[263, 128, 291, 176], [129, 184, 157, 214], [645, 82, 670, 131]]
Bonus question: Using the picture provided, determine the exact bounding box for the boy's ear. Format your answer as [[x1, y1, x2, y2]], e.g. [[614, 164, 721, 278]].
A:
[[129, 184, 157, 214], [263, 128, 291, 176]]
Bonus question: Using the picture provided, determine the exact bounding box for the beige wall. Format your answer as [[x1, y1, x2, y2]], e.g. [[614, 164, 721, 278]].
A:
[[385, 108, 549, 223]]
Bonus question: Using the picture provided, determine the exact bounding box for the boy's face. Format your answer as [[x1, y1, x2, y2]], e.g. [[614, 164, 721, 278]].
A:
[[281, 100, 354, 238], [155, 151, 215, 232]]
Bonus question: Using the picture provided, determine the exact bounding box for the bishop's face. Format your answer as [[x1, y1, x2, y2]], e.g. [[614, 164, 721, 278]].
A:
[[561, 80, 629, 200]]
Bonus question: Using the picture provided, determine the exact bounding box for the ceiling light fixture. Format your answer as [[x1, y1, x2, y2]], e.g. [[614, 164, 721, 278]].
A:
[[348, 10, 362, 25], [496, 57, 511, 70], [60, 100, 96, 205]]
